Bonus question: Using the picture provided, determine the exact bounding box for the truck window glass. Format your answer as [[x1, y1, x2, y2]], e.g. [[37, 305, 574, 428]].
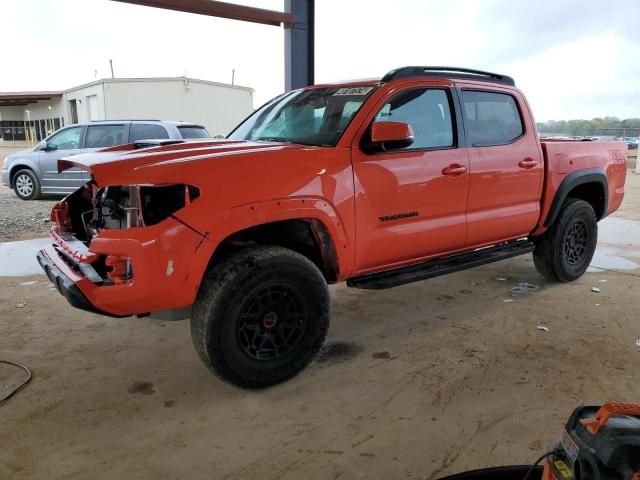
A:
[[228, 86, 376, 147], [129, 124, 170, 142], [374, 89, 454, 150], [85, 125, 126, 148], [462, 91, 524, 146]]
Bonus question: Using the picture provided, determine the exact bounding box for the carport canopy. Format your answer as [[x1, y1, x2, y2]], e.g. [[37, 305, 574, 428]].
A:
[[0, 92, 62, 107]]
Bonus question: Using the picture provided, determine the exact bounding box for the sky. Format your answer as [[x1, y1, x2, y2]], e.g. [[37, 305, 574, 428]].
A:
[[1, 0, 639, 122]]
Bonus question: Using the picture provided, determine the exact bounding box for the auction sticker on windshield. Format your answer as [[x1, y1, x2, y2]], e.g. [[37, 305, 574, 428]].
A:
[[334, 87, 374, 96]]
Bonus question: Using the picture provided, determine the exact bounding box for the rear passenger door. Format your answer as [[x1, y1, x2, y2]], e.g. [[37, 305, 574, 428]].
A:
[[461, 88, 543, 246]]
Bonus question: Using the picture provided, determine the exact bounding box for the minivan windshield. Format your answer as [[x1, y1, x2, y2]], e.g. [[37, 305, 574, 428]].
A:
[[228, 85, 376, 147]]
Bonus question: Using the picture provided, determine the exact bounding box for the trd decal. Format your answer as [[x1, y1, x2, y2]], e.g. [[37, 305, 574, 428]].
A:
[[379, 211, 419, 222]]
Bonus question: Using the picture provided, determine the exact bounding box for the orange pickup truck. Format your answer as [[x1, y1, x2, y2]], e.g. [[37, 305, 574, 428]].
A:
[[37, 67, 627, 388]]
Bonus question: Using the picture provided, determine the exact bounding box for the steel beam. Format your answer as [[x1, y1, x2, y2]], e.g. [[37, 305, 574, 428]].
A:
[[284, 0, 314, 90], [110, 0, 293, 26], [109, 0, 314, 90]]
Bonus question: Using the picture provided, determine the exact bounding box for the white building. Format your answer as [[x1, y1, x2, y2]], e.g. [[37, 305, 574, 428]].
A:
[[0, 77, 254, 142]]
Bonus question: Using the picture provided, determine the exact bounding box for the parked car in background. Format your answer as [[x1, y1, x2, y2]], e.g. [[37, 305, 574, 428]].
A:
[[590, 136, 617, 142], [1, 120, 210, 200], [622, 137, 638, 149]]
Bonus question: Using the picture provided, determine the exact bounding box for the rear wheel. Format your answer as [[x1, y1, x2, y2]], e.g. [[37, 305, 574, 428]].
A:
[[13, 169, 41, 200], [533, 199, 598, 282], [191, 246, 330, 388]]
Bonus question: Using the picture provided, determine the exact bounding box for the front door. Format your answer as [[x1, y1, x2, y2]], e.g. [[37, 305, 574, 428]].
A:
[[352, 87, 469, 273], [39, 125, 84, 194]]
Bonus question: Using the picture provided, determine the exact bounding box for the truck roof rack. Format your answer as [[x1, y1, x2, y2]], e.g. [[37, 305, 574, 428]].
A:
[[381, 66, 515, 86]]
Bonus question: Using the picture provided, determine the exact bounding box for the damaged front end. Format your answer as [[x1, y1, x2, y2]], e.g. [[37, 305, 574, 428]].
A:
[[52, 182, 200, 284], [39, 178, 203, 317]]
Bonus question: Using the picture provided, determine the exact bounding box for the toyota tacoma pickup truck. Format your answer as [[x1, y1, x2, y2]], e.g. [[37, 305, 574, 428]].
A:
[[37, 66, 628, 388]]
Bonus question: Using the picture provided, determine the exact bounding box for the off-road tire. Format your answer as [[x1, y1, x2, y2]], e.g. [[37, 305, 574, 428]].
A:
[[191, 246, 330, 388], [13, 169, 41, 200], [533, 199, 598, 282]]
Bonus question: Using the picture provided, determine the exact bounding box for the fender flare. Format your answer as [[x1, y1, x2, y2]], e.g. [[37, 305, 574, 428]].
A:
[[544, 168, 608, 228], [184, 196, 353, 295]]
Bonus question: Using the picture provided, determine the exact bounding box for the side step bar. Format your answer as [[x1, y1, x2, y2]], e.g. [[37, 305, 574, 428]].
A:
[[347, 240, 535, 290]]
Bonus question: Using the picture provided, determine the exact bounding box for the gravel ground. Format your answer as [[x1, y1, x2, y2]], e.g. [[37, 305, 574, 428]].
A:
[[0, 184, 58, 241]]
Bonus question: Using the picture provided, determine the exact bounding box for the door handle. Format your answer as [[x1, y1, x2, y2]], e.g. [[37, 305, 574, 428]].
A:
[[518, 158, 539, 169], [442, 164, 468, 176]]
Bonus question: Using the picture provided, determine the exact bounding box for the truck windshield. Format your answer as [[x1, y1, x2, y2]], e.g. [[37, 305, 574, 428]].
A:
[[228, 86, 376, 147]]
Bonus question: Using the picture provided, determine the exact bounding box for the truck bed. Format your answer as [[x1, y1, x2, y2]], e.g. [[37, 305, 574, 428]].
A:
[[537, 140, 627, 233]]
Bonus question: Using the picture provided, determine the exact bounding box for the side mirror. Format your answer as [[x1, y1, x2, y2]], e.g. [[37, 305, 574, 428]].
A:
[[370, 121, 415, 150], [39, 141, 56, 151]]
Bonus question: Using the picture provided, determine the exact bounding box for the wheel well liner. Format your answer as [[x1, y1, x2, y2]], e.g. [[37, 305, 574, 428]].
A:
[[209, 219, 339, 282], [544, 168, 608, 227]]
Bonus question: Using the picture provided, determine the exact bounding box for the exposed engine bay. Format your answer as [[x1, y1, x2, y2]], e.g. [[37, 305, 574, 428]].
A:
[[55, 182, 200, 243], [48, 181, 200, 285]]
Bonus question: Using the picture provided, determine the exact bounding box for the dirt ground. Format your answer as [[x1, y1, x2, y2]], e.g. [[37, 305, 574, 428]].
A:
[[1, 171, 640, 480]]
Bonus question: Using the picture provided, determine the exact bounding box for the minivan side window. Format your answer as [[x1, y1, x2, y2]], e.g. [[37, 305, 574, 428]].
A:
[[373, 88, 454, 150], [129, 124, 170, 142], [47, 127, 82, 150], [85, 125, 126, 148], [177, 126, 210, 139], [462, 91, 524, 146]]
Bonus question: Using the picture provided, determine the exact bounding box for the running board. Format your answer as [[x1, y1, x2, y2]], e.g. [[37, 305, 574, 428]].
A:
[[346, 240, 535, 290]]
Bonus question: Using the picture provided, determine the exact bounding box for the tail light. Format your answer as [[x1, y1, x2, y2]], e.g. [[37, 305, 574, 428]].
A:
[[105, 255, 132, 284], [51, 201, 72, 230]]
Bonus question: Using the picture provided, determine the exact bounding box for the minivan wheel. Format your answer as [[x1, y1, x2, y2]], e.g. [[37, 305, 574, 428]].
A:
[[191, 246, 330, 389], [13, 169, 41, 200]]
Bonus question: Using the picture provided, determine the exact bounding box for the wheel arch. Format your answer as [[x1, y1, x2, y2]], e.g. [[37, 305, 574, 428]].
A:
[[208, 218, 340, 283], [186, 197, 353, 299], [543, 168, 608, 228], [9, 161, 39, 188]]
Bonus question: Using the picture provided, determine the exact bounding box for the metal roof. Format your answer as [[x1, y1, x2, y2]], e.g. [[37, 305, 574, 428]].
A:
[[0, 76, 252, 108]]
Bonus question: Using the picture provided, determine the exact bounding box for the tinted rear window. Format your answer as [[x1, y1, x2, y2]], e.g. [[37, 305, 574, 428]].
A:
[[129, 124, 170, 142], [462, 91, 524, 146], [178, 126, 209, 139], [85, 125, 126, 148]]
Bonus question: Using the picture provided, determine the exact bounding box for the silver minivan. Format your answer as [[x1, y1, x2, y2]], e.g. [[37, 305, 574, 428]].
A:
[[1, 120, 209, 200]]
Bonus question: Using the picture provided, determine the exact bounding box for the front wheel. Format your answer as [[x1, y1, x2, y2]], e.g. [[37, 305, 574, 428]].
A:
[[13, 169, 41, 200], [533, 199, 598, 282], [191, 246, 330, 388]]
